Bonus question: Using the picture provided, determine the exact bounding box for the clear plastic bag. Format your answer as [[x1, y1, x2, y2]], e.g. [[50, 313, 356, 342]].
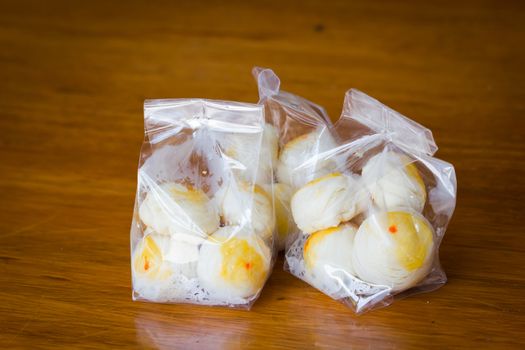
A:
[[130, 99, 276, 309], [285, 89, 457, 313], [252, 67, 337, 251]]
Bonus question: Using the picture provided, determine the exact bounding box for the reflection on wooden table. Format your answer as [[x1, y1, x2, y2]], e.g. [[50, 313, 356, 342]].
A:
[[1, 0, 524, 348]]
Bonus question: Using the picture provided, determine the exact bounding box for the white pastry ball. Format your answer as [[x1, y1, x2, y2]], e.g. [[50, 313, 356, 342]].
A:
[[197, 226, 271, 300], [352, 211, 435, 292], [361, 152, 427, 213], [303, 223, 357, 286], [139, 182, 220, 238], [291, 172, 363, 234], [132, 231, 201, 301], [218, 123, 278, 185], [277, 128, 338, 189], [215, 180, 275, 241]]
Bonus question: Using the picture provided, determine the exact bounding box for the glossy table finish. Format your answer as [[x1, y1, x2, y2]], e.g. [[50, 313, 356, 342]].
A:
[[1, 1, 524, 348]]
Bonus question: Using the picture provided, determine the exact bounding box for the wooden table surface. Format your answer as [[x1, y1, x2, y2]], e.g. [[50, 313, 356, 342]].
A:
[[1, 0, 524, 348]]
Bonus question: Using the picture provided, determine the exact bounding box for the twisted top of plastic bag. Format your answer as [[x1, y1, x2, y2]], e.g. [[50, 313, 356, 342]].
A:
[[252, 66, 281, 98], [342, 89, 438, 156], [252, 67, 332, 126]]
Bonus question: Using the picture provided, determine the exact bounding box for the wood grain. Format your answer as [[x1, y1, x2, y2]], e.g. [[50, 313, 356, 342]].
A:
[[1, 0, 524, 348]]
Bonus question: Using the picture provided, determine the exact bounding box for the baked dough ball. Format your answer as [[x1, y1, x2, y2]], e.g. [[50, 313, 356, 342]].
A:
[[139, 182, 219, 237], [352, 211, 435, 292], [132, 231, 200, 300], [215, 180, 274, 241], [361, 152, 426, 213], [276, 129, 338, 189], [303, 223, 358, 285], [197, 226, 271, 299], [291, 173, 363, 233]]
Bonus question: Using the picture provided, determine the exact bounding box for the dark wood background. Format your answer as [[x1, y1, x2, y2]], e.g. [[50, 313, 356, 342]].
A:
[[1, 0, 524, 348]]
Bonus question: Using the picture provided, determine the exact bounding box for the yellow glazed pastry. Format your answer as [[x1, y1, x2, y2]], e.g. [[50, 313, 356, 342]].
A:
[[352, 211, 435, 292], [197, 226, 271, 299], [303, 223, 358, 285], [361, 152, 426, 212], [132, 231, 200, 300], [139, 182, 219, 237]]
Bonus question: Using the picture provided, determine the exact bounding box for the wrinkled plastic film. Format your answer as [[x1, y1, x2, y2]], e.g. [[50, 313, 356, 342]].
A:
[[336, 89, 438, 156], [285, 90, 456, 313], [130, 99, 277, 309]]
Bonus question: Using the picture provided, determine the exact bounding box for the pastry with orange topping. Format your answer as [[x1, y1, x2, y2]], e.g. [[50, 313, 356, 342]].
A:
[[196, 226, 271, 300], [276, 129, 338, 188], [132, 230, 200, 301], [139, 182, 220, 238], [291, 172, 363, 233], [303, 223, 357, 286], [215, 180, 274, 241], [351, 211, 435, 291], [361, 152, 427, 213]]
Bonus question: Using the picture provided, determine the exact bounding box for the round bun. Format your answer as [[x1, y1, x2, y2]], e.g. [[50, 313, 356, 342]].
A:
[[303, 223, 358, 287], [361, 152, 426, 213], [352, 211, 435, 292], [215, 180, 274, 241], [277, 129, 338, 189], [139, 182, 219, 237], [132, 231, 200, 300], [197, 226, 271, 299], [291, 173, 363, 233]]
